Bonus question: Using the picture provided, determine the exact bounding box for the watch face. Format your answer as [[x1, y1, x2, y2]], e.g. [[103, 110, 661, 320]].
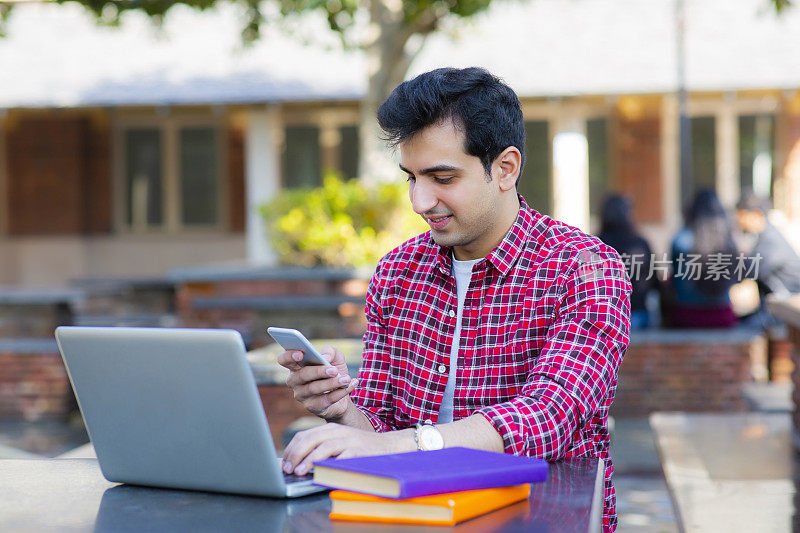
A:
[[420, 425, 444, 450]]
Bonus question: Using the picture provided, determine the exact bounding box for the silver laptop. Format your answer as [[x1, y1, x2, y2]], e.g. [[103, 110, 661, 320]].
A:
[[55, 326, 325, 498]]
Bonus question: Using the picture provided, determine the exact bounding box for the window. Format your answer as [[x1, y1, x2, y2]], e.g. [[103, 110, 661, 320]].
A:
[[739, 114, 775, 199], [120, 118, 223, 232], [180, 127, 219, 225], [283, 124, 360, 186], [125, 129, 163, 228], [689, 116, 717, 195], [587, 118, 609, 221], [283, 126, 321, 188], [338, 125, 359, 180], [518, 121, 551, 215]]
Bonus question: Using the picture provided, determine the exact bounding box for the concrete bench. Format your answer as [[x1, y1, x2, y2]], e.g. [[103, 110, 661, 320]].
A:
[[613, 328, 765, 416], [169, 264, 370, 349]]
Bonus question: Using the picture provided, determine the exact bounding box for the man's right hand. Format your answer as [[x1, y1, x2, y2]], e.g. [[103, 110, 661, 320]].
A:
[[277, 345, 358, 422]]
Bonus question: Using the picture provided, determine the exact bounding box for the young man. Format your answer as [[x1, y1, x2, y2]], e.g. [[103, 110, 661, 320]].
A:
[[278, 67, 631, 531]]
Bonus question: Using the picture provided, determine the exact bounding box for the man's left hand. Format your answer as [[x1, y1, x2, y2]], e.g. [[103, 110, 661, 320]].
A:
[[281, 423, 413, 476]]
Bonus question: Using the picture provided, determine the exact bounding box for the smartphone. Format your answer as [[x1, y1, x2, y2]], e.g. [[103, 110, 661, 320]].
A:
[[267, 327, 333, 367]]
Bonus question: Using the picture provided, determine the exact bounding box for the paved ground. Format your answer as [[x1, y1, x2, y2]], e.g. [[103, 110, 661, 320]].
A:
[[0, 415, 677, 531], [611, 417, 678, 532]]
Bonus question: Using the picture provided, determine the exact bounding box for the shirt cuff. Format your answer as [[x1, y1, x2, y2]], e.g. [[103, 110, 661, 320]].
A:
[[356, 406, 394, 433]]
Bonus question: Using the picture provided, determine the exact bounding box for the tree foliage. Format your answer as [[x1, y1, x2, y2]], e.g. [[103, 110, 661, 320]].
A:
[[261, 171, 427, 267], [0, 0, 495, 44], [771, 0, 793, 13]]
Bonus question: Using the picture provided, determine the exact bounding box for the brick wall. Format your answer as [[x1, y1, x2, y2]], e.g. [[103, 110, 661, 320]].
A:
[[257, 385, 312, 451], [789, 326, 800, 437], [615, 114, 664, 225], [84, 115, 113, 234], [612, 330, 760, 416], [6, 114, 111, 236], [227, 125, 246, 233], [0, 348, 74, 420]]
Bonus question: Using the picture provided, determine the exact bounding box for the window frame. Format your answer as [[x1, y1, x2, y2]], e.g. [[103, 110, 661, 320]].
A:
[[685, 96, 780, 204], [280, 106, 360, 188], [113, 112, 228, 235], [520, 100, 613, 223]]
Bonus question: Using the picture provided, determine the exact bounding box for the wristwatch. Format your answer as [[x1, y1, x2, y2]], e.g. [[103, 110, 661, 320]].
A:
[[414, 420, 444, 451]]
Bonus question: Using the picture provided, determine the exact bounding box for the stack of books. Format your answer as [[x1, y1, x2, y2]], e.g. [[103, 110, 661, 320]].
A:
[[312, 447, 549, 526]]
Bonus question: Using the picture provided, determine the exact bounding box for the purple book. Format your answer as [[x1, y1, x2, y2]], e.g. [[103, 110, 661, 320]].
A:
[[312, 447, 548, 499]]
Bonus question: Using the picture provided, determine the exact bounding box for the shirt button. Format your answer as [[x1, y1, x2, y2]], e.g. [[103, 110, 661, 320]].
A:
[[448, 309, 455, 318], [438, 364, 447, 373]]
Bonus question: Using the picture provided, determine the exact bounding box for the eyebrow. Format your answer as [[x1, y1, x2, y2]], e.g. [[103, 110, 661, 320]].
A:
[[399, 163, 461, 176]]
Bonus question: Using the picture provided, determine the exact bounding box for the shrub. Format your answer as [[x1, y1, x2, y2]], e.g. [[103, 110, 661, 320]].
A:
[[260, 172, 428, 268]]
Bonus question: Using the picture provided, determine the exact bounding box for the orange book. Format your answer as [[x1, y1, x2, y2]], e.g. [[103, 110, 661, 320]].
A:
[[328, 484, 531, 526]]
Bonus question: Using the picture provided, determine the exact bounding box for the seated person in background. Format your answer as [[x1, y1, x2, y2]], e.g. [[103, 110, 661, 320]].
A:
[[665, 189, 738, 328], [598, 194, 658, 329], [735, 189, 800, 327], [278, 67, 631, 532]]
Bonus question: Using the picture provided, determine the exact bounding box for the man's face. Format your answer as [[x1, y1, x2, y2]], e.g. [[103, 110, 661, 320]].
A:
[[399, 120, 505, 260]]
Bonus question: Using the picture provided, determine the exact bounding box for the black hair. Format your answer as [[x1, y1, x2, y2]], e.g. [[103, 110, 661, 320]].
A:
[[600, 194, 635, 235], [376, 67, 526, 183], [736, 187, 771, 213], [684, 189, 738, 297]]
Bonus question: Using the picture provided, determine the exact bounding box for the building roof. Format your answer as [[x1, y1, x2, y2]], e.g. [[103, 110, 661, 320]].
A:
[[0, 0, 799, 108]]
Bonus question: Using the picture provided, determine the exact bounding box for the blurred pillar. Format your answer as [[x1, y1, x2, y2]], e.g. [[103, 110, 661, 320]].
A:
[[245, 106, 282, 264], [616, 97, 664, 226], [319, 120, 341, 176], [779, 92, 800, 220], [662, 94, 681, 231], [716, 103, 739, 207], [552, 115, 589, 232], [676, 0, 692, 207]]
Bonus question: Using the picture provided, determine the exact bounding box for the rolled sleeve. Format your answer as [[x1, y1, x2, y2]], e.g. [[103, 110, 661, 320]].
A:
[[477, 249, 631, 458]]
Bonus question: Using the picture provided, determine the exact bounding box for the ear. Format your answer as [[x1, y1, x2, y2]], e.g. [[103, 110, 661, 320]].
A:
[[494, 147, 521, 192]]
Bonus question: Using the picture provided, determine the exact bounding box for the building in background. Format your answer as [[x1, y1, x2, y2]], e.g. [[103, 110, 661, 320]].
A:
[[1, 0, 799, 286]]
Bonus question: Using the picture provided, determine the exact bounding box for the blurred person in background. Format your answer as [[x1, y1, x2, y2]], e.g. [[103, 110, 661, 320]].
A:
[[598, 194, 658, 329], [735, 189, 800, 327], [665, 189, 738, 328]]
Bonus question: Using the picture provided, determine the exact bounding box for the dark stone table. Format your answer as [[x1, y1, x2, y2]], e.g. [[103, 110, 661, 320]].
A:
[[0, 457, 604, 532]]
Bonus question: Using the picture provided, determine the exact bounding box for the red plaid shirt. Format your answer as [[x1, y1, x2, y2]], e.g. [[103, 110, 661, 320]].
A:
[[351, 197, 631, 531]]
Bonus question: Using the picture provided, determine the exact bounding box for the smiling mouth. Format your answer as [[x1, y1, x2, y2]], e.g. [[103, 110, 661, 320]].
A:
[[425, 215, 452, 229]]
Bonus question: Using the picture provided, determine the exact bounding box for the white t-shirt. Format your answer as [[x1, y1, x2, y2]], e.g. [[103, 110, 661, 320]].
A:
[[437, 254, 480, 424]]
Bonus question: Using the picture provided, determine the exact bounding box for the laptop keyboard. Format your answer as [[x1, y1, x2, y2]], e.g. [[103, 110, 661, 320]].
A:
[[277, 458, 314, 484], [283, 472, 314, 484]]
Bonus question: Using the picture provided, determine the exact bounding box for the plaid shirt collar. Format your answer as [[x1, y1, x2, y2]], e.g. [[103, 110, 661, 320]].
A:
[[433, 194, 542, 279]]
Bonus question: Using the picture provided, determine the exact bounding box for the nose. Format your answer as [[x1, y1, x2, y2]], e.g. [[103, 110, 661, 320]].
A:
[[410, 180, 438, 215]]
